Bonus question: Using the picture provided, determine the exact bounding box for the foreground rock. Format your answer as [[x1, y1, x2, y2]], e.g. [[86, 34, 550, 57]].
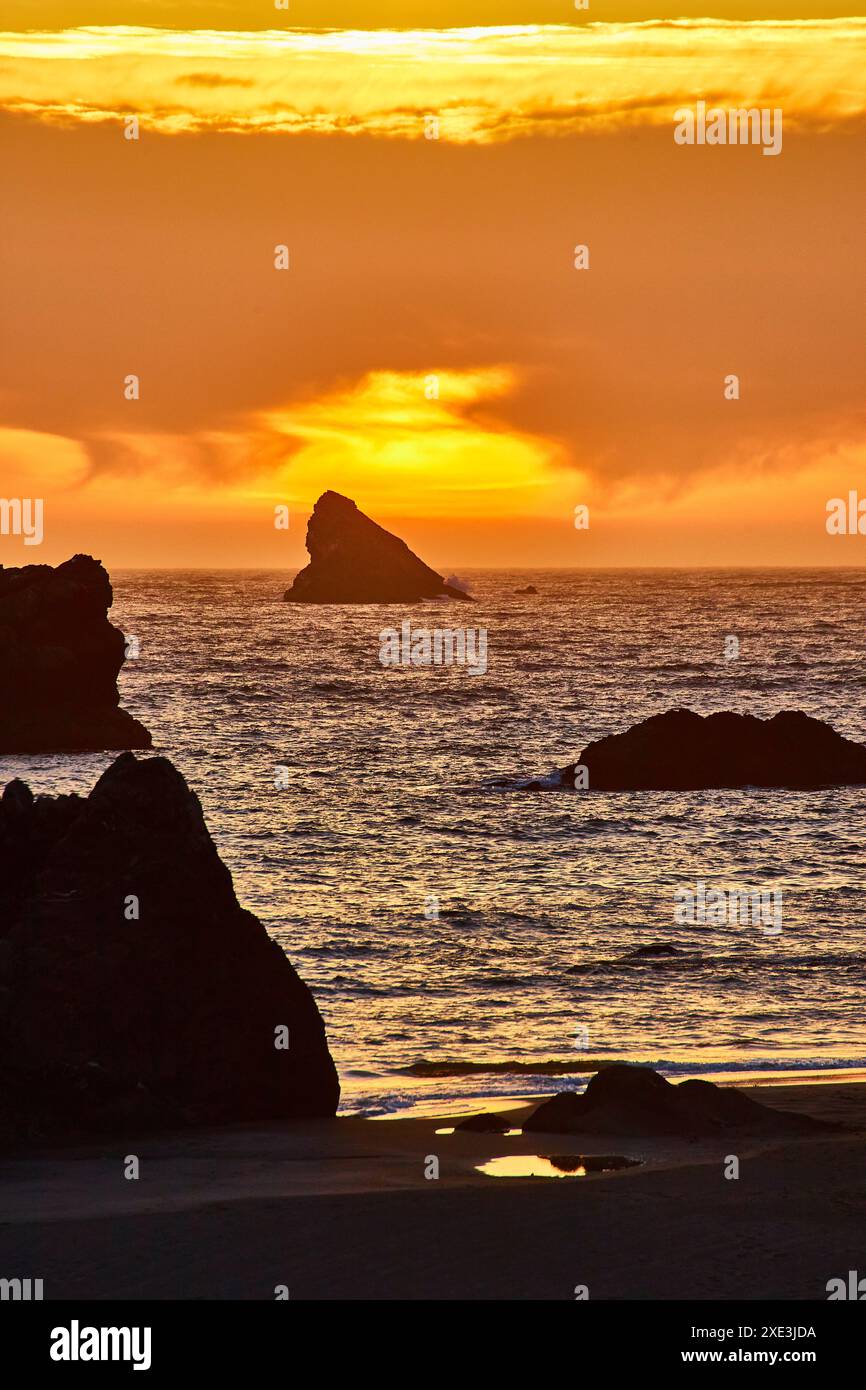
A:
[[523, 1065, 832, 1137], [556, 709, 866, 791], [0, 554, 151, 753], [0, 754, 339, 1145], [284, 491, 472, 604]]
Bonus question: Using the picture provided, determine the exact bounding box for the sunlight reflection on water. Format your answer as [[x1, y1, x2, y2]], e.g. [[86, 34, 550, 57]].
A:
[[10, 568, 866, 1116]]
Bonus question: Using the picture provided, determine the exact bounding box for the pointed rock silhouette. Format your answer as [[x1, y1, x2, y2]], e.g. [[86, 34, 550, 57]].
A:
[[0, 754, 339, 1144], [284, 492, 473, 604]]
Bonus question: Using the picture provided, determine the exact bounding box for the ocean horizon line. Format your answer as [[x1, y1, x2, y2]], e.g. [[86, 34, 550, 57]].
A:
[[94, 562, 866, 573]]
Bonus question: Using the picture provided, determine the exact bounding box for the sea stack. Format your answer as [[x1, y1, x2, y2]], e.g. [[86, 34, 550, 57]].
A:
[[284, 491, 473, 604], [558, 709, 866, 791], [0, 754, 339, 1144], [0, 554, 152, 754]]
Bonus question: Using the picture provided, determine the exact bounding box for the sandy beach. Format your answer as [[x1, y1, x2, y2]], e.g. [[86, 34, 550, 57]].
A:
[[2, 1079, 863, 1301]]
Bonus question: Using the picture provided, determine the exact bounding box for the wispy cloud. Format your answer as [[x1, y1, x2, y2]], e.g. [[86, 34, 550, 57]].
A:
[[53, 368, 565, 518], [0, 21, 864, 141], [254, 367, 570, 516]]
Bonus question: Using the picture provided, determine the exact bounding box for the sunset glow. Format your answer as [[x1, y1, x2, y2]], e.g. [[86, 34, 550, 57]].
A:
[[1, 22, 864, 140], [0, 13, 863, 565], [5, 2, 866, 1322]]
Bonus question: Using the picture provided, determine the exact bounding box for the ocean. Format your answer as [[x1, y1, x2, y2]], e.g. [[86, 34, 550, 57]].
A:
[[6, 567, 866, 1117]]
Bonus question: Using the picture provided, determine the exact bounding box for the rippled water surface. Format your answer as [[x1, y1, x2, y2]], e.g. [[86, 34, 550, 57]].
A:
[[7, 568, 866, 1115]]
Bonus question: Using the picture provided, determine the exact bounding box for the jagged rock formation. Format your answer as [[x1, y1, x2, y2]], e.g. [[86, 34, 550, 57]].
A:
[[284, 491, 472, 604], [0, 554, 151, 753], [0, 754, 339, 1145], [556, 709, 866, 791]]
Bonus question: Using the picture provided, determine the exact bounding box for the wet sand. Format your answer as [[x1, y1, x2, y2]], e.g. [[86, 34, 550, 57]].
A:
[[2, 1081, 864, 1300]]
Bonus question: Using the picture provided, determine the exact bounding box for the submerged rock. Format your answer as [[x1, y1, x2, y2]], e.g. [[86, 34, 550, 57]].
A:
[[523, 1065, 832, 1137], [515, 585, 538, 595], [567, 943, 687, 975], [284, 491, 473, 604], [557, 709, 866, 791], [623, 943, 683, 959], [0, 554, 151, 753], [0, 754, 339, 1145]]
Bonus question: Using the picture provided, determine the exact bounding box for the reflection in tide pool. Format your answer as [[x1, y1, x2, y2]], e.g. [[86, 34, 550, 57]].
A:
[[477, 1154, 641, 1178], [435, 1125, 523, 1136]]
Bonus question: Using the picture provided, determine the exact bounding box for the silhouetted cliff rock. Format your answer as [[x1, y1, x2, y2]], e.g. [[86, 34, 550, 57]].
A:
[[284, 492, 472, 604], [0, 754, 339, 1145], [0, 554, 151, 753], [523, 1065, 832, 1137], [558, 709, 866, 791]]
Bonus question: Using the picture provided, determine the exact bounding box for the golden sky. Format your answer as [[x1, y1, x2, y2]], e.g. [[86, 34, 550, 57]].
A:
[[2, 3, 861, 27], [0, 8, 864, 567], [3, 21, 864, 140]]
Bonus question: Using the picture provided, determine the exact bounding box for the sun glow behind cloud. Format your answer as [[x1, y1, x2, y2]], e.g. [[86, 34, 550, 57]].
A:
[[1, 21, 865, 141], [257, 368, 572, 516], [0, 369, 574, 530], [1, 18, 864, 565]]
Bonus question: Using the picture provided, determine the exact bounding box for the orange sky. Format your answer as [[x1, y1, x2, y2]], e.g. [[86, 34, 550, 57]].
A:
[[0, 8, 864, 567]]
